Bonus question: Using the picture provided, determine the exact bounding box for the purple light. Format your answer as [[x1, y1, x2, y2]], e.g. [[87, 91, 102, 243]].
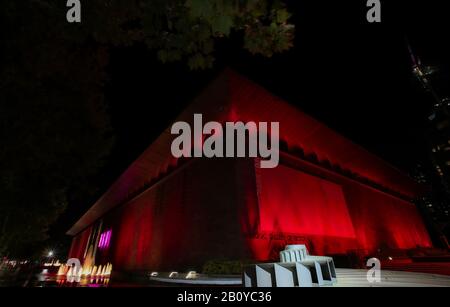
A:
[[100, 233, 105, 248], [98, 230, 111, 249], [106, 230, 111, 247]]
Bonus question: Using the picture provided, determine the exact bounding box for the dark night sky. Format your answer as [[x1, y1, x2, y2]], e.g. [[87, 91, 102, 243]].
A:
[[56, 1, 450, 240]]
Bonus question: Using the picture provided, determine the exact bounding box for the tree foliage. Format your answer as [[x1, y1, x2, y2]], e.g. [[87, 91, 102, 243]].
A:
[[65, 0, 294, 69]]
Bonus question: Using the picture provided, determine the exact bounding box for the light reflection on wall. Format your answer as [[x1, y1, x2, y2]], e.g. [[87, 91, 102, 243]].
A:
[[98, 230, 112, 249]]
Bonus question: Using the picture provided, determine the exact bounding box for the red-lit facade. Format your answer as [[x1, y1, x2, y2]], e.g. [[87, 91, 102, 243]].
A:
[[67, 70, 432, 272]]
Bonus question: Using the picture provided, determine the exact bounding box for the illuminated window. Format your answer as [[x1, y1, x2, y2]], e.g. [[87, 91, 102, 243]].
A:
[[98, 230, 112, 249]]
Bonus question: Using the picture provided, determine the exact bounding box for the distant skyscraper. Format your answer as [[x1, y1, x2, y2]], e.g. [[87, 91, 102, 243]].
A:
[[408, 43, 450, 245], [428, 100, 450, 197]]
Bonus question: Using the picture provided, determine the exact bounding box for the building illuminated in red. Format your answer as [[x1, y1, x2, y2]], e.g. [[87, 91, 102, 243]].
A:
[[67, 70, 432, 272]]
